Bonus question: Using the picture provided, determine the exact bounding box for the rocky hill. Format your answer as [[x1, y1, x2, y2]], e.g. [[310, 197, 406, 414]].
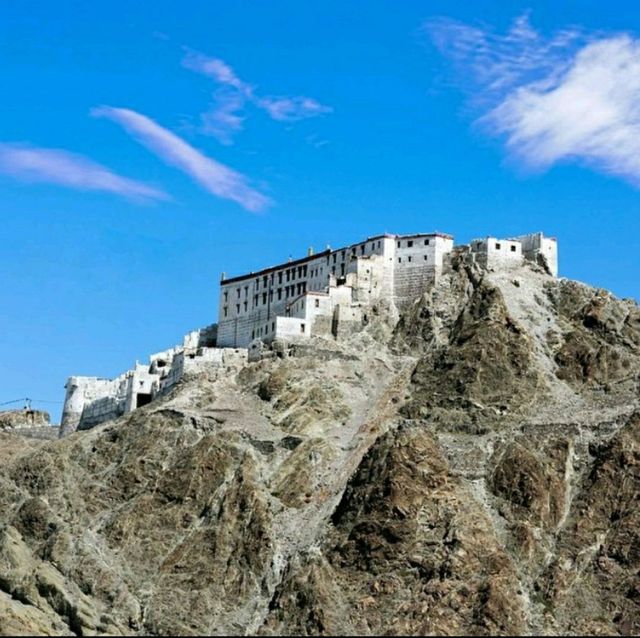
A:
[[0, 256, 638, 635]]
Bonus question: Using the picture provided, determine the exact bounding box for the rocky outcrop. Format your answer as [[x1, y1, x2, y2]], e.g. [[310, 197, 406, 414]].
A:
[[0, 259, 638, 635], [0, 410, 50, 430]]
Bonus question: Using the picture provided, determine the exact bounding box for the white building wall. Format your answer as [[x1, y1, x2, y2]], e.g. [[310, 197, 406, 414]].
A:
[[515, 232, 558, 276], [470, 237, 524, 269], [274, 316, 310, 340], [392, 234, 453, 310]]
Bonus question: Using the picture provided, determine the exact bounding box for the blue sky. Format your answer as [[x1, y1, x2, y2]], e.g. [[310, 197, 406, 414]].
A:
[[2, 1, 640, 422]]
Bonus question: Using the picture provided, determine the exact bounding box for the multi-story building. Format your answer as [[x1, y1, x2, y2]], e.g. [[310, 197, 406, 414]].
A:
[[217, 232, 455, 348]]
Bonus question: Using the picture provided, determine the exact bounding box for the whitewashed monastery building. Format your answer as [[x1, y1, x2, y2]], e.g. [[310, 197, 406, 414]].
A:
[[60, 230, 557, 434]]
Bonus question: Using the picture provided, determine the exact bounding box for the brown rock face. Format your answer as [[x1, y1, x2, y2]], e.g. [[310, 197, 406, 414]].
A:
[[0, 259, 638, 635], [263, 425, 526, 636]]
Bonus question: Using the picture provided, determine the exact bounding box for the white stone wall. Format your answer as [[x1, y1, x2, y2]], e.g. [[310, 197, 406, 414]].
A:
[[516, 232, 558, 276], [470, 233, 558, 276], [470, 237, 524, 270], [392, 234, 453, 310], [274, 316, 310, 340], [60, 376, 120, 435]]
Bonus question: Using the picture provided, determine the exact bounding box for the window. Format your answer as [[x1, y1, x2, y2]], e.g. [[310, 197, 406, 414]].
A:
[[424, 239, 429, 246], [224, 291, 228, 302], [360, 244, 365, 254], [408, 256, 412, 262], [315, 299, 320, 308], [398, 257, 402, 263], [244, 286, 248, 297], [263, 275, 268, 287], [262, 292, 267, 304], [278, 272, 282, 284], [300, 323, 305, 333], [224, 306, 228, 317], [272, 322, 275, 331], [424, 255, 428, 261], [236, 304, 240, 313], [332, 254, 337, 263], [277, 289, 282, 300], [496, 242, 501, 250], [510, 245, 517, 252], [236, 288, 240, 298], [251, 330, 255, 339], [397, 241, 400, 247], [407, 240, 413, 247], [244, 301, 248, 311]]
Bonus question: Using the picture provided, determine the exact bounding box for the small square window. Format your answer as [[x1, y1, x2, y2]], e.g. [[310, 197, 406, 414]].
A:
[[496, 242, 501, 250], [510, 245, 517, 252], [300, 323, 305, 333], [424, 255, 428, 260], [315, 299, 320, 308], [424, 239, 429, 245], [407, 240, 413, 247]]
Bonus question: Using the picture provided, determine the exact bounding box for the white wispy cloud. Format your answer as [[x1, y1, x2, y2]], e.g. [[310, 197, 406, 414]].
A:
[[200, 91, 246, 145], [182, 49, 332, 142], [424, 14, 640, 187], [0, 143, 169, 202], [92, 106, 271, 212], [257, 96, 332, 122]]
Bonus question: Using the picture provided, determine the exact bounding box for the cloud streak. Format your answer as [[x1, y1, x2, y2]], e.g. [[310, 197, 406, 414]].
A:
[[425, 14, 640, 188], [0, 144, 169, 202], [182, 50, 332, 143], [92, 106, 271, 212]]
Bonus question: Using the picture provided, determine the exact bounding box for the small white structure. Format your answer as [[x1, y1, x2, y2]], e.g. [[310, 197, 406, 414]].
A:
[[469, 232, 558, 276]]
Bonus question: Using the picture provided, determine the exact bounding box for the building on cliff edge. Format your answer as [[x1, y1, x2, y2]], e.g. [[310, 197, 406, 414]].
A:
[[60, 230, 557, 435]]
